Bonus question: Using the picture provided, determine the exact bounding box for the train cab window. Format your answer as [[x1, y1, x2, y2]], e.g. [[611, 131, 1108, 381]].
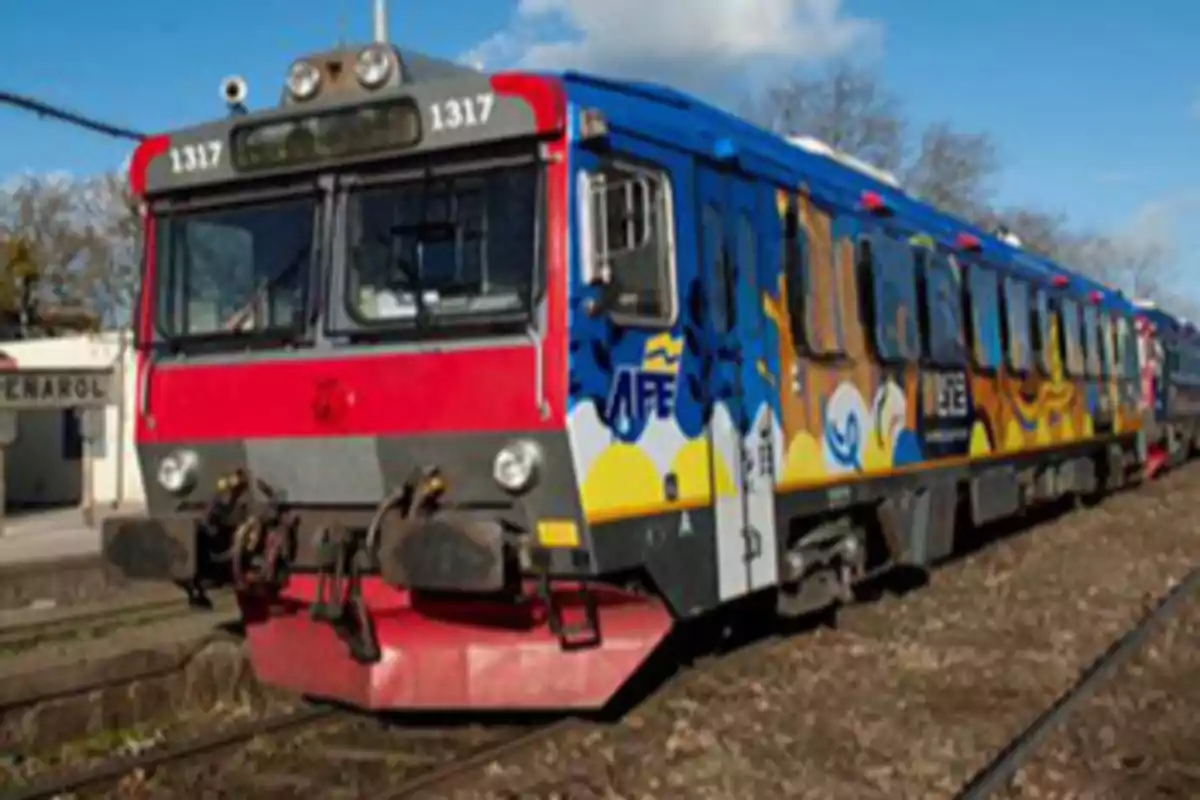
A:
[[581, 160, 677, 326], [1002, 276, 1032, 373], [1059, 298, 1084, 376], [966, 264, 1002, 370], [861, 232, 920, 361], [1033, 288, 1053, 375], [919, 249, 965, 365], [1082, 303, 1102, 377]]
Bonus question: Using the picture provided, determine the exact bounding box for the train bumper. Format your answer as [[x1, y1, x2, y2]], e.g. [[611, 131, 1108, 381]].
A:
[[101, 514, 198, 582], [244, 576, 674, 711]]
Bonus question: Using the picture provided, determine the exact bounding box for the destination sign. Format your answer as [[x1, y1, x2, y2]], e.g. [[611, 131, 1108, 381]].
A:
[[231, 98, 422, 172], [0, 369, 115, 409]]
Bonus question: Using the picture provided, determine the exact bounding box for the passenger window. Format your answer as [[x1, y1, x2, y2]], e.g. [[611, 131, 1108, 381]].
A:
[[1033, 289, 1053, 375], [1100, 314, 1116, 378], [704, 204, 733, 334], [861, 233, 920, 361], [738, 213, 759, 336], [802, 203, 850, 357], [1003, 277, 1032, 373], [1082, 304, 1102, 377], [918, 249, 965, 365], [967, 265, 1002, 369], [1059, 298, 1084, 376], [780, 194, 808, 349], [1119, 317, 1138, 381], [581, 160, 677, 325]]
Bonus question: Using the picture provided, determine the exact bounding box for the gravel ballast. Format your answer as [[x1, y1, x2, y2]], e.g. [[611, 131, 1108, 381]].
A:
[[442, 466, 1200, 799]]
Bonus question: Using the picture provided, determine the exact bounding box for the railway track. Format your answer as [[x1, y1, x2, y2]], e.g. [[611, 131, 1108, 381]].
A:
[[0, 588, 236, 656], [3, 602, 785, 797], [956, 564, 1200, 799], [3, 699, 581, 799]]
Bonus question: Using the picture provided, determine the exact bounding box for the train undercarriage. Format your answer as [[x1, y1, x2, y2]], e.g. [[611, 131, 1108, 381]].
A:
[[103, 467, 673, 710]]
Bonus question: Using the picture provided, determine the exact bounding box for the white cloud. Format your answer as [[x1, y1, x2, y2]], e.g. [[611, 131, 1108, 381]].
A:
[[464, 0, 881, 96]]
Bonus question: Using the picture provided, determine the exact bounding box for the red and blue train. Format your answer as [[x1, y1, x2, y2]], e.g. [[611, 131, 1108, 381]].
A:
[[102, 39, 1200, 712]]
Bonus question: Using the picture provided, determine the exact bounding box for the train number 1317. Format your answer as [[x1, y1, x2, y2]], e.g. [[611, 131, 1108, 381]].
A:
[[428, 93, 495, 132]]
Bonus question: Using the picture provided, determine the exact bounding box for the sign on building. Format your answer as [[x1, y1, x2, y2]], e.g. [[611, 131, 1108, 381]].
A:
[[0, 369, 115, 409]]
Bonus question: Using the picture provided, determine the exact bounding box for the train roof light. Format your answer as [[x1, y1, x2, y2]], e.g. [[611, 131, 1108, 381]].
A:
[[286, 59, 322, 101], [355, 44, 393, 89], [955, 232, 982, 251], [1051, 275, 1069, 287], [858, 190, 889, 215], [1088, 290, 1103, 304]]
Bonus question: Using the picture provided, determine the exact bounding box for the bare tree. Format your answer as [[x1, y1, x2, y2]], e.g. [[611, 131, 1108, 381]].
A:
[[745, 61, 998, 219], [744, 60, 906, 173], [903, 123, 998, 220], [0, 170, 140, 332]]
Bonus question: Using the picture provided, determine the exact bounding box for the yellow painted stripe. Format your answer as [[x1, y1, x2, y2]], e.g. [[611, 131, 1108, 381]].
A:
[[582, 431, 1136, 526]]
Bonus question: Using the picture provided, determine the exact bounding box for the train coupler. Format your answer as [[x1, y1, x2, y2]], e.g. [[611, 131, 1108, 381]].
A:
[[310, 525, 380, 664], [539, 577, 602, 651]]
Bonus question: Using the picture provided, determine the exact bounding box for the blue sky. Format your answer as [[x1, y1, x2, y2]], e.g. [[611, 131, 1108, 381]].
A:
[[2, 0, 1197, 300]]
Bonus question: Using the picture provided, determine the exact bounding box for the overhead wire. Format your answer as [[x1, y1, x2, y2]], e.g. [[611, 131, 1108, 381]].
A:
[[0, 89, 146, 142]]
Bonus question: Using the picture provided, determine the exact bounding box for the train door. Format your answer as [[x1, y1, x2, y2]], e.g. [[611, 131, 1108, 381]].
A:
[[695, 162, 778, 601]]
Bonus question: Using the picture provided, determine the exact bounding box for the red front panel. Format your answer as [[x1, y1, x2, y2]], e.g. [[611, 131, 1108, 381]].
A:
[[130, 75, 570, 445], [138, 346, 561, 442]]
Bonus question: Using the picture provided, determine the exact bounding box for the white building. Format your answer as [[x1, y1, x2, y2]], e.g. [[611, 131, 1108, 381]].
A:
[[0, 331, 144, 513]]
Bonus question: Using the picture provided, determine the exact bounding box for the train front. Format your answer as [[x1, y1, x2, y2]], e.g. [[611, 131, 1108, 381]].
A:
[[101, 45, 672, 711]]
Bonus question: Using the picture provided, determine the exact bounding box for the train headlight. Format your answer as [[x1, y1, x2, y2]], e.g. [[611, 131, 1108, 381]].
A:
[[286, 59, 321, 101], [156, 449, 199, 495], [355, 44, 393, 89], [493, 440, 541, 494]]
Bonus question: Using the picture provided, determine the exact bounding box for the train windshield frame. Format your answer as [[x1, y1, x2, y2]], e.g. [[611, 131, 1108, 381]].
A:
[[151, 189, 320, 347], [335, 153, 544, 337]]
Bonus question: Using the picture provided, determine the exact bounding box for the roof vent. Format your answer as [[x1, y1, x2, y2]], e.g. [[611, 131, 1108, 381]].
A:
[[786, 135, 901, 189], [993, 225, 1023, 248]]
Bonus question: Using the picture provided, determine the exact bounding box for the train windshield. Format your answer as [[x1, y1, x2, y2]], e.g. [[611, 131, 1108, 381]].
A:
[[344, 162, 539, 330], [153, 196, 317, 342]]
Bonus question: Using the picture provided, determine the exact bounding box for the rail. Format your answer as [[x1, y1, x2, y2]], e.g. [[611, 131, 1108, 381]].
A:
[[956, 565, 1200, 799]]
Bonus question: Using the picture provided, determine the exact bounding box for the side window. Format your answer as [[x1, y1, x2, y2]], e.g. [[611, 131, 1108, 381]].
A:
[[581, 160, 676, 325], [1082, 304, 1101, 377], [1100, 314, 1116, 378], [781, 195, 808, 349], [1119, 317, 1138, 381], [967, 264, 1002, 369], [802, 205, 850, 357], [862, 233, 920, 361], [738, 212, 760, 336], [1033, 288, 1053, 374], [1059, 298, 1084, 376], [919, 249, 965, 365], [1003, 277, 1032, 373], [703, 204, 732, 334]]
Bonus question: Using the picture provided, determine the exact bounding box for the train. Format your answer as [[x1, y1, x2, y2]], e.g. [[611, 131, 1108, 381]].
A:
[[101, 36, 1200, 712]]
